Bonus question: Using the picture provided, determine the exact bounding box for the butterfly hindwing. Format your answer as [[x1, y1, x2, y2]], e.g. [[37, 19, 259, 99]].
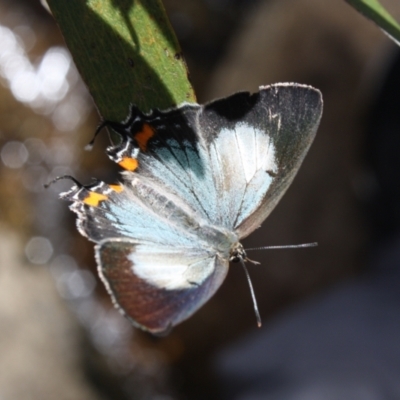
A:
[[107, 103, 221, 224], [96, 239, 229, 334], [62, 173, 234, 250]]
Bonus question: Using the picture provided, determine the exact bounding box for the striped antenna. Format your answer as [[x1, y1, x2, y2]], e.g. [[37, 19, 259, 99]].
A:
[[240, 258, 262, 328], [246, 242, 318, 251]]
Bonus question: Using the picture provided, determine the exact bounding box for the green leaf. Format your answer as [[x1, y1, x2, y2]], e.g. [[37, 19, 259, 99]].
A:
[[346, 0, 400, 45], [46, 0, 196, 120]]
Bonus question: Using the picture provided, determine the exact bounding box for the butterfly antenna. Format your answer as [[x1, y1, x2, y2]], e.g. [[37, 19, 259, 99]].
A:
[[44, 175, 83, 189], [240, 258, 262, 328], [85, 121, 110, 151], [246, 242, 318, 251]]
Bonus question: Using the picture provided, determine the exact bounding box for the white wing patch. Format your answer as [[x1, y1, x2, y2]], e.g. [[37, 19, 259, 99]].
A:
[[128, 245, 216, 290], [227, 122, 277, 183], [209, 122, 278, 229]]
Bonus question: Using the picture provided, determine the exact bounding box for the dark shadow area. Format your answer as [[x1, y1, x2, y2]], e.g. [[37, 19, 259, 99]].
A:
[[111, 0, 179, 51], [366, 51, 400, 245], [111, 0, 141, 49]]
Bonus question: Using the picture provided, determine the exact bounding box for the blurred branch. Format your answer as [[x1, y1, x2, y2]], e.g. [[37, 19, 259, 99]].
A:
[[46, 0, 196, 120], [346, 0, 400, 45]]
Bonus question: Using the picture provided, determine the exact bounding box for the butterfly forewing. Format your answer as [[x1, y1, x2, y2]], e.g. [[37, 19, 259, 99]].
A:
[[198, 84, 323, 238]]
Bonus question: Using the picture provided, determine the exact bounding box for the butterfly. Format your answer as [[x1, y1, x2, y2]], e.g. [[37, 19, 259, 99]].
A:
[[56, 83, 323, 335]]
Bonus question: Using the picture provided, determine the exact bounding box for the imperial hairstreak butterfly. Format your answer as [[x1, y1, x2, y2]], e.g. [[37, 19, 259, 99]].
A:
[[55, 83, 323, 335]]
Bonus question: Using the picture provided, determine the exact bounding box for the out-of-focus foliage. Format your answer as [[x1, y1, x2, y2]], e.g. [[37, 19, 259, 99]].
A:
[[347, 0, 400, 45]]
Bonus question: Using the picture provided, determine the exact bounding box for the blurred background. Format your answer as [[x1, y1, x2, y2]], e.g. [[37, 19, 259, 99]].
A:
[[1, 0, 400, 399]]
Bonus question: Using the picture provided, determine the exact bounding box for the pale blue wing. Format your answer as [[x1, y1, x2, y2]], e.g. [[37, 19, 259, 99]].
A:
[[95, 239, 229, 334], [62, 179, 235, 252], [104, 103, 221, 225]]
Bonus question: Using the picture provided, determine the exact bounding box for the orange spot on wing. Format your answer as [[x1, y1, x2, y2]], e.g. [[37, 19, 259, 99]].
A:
[[83, 191, 108, 207], [118, 157, 138, 171], [135, 123, 155, 151], [109, 184, 123, 192]]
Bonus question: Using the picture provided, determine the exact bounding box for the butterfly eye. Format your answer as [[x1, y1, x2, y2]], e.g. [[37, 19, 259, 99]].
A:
[[229, 242, 247, 263]]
